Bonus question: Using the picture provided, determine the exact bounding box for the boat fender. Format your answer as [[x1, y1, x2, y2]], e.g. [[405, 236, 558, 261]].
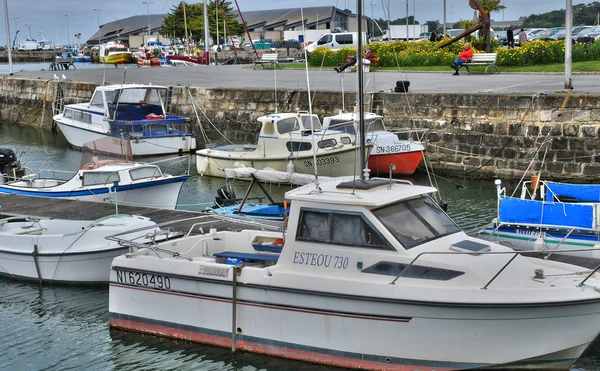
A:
[[286, 160, 294, 173], [533, 234, 546, 251], [198, 157, 209, 175]]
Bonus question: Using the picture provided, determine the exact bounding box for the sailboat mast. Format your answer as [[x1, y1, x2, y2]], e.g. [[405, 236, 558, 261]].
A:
[[204, 0, 210, 65], [3, 0, 13, 75], [183, 1, 190, 56], [357, 0, 366, 179]]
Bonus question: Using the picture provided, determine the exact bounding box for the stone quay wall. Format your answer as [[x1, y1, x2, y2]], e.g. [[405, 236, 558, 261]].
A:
[[1, 76, 599, 181]]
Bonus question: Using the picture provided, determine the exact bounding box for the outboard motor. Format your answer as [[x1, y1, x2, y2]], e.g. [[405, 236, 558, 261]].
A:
[[215, 185, 237, 207], [0, 148, 20, 183]]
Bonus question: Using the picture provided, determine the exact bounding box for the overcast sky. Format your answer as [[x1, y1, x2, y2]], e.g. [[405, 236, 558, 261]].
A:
[[0, 0, 593, 46]]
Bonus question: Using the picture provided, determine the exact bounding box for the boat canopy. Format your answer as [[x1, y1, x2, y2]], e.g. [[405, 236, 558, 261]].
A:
[[498, 196, 597, 230], [546, 181, 600, 202]]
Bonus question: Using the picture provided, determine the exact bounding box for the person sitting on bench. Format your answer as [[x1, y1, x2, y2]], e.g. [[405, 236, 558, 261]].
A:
[[334, 46, 374, 73], [451, 43, 473, 75]]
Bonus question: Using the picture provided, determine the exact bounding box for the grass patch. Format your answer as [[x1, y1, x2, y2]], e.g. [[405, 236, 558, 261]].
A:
[[278, 60, 600, 73]]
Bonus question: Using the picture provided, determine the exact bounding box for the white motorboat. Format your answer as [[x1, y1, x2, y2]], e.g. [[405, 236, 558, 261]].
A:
[[53, 84, 196, 157], [0, 151, 188, 210], [195, 112, 368, 178], [323, 111, 426, 176], [108, 175, 600, 370], [0, 214, 160, 284]]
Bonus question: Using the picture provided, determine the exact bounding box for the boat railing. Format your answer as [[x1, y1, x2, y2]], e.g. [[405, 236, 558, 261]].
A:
[[389, 248, 600, 289]]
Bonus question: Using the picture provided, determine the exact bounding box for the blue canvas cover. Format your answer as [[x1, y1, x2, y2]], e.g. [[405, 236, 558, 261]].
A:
[[546, 181, 600, 202], [499, 196, 594, 229]]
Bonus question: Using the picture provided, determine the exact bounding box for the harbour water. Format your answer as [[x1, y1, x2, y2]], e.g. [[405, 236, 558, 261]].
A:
[[1, 122, 600, 370]]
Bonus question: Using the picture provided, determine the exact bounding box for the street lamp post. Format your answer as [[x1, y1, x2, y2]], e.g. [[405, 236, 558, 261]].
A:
[[24, 23, 32, 39], [65, 14, 70, 48], [93, 8, 103, 45], [142, 1, 153, 37]]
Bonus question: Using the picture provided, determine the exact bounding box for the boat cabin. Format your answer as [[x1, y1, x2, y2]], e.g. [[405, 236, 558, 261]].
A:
[[322, 112, 386, 136]]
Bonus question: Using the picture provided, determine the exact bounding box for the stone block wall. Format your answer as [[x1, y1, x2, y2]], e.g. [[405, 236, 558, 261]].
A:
[[1, 76, 599, 180]]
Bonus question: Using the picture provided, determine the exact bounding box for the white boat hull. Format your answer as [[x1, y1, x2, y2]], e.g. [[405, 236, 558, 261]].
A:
[[0, 216, 159, 284], [109, 267, 600, 370], [196, 147, 364, 178], [55, 121, 196, 156], [0, 177, 187, 209]]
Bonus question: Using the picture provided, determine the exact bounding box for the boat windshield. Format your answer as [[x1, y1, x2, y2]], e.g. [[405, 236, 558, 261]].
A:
[[365, 117, 386, 132], [117, 88, 165, 106], [373, 196, 460, 249], [301, 115, 322, 131]]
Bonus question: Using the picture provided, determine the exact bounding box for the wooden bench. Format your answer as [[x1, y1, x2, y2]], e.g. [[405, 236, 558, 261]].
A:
[[458, 53, 499, 75], [253, 53, 280, 70]]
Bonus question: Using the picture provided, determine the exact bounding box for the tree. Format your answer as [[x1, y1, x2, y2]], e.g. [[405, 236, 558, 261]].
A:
[[160, 1, 245, 47], [425, 20, 440, 33], [477, 0, 505, 52]]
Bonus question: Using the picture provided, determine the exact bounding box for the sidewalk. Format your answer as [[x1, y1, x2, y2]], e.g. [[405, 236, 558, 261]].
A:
[[10, 64, 600, 94]]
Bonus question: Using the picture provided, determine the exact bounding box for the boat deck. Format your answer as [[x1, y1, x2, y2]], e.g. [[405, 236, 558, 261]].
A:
[[0, 194, 283, 235]]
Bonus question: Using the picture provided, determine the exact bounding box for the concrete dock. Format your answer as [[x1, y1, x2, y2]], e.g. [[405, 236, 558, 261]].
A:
[[11, 63, 600, 94]]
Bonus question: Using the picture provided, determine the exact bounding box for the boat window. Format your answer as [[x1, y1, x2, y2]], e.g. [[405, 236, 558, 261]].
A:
[[72, 111, 92, 124], [365, 117, 386, 132], [145, 89, 164, 106], [327, 119, 356, 134], [90, 92, 104, 107], [119, 89, 147, 104], [82, 172, 120, 186], [297, 209, 392, 250], [373, 196, 460, 249], [318, 139, 337, 149], [129, 166, 162, 180], [277, 117, 300, 134], [341, 136, 352, 144], [301, 115, 322, 130], [63, 109, 73, 119], [362, 261, 464, 281], [105, 90, 118, 104], [286, 141, 312, 152]]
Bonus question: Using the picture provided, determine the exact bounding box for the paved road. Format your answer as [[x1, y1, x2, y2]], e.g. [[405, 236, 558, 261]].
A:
[[9, 64, 600, 94]]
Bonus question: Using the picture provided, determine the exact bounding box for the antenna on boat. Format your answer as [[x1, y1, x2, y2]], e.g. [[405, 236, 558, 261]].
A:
[[300, 7, 319, 188], [121, 67, 128, 85], [274, 61, 278, 113]]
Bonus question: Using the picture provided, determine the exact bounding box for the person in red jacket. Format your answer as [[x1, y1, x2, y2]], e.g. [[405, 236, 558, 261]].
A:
[[451, 43, 473, 75]]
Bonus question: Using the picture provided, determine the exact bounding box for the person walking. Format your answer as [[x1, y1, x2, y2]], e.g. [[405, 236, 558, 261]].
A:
[[507, 26, 514, 49], [518, 28, 528, 46], [429, 31, 438, 42], [451, 43, 473, 75]]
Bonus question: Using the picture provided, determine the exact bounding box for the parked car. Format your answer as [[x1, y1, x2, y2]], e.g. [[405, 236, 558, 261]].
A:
[[495, 30, 508, 45], [575, 26, 600, 43], [551, 26, 594, 43], [548, 27, 564, 37]]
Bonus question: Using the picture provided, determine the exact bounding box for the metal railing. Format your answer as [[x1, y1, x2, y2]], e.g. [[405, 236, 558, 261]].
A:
[[389, 248, 600, 289]]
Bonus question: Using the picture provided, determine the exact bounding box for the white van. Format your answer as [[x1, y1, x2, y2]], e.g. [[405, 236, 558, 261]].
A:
[[305, 32, 368, 54]]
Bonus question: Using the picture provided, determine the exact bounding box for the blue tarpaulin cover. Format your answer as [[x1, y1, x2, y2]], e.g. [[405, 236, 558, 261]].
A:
[[499, 196, 594, 229], [546, 181, 600, 202]]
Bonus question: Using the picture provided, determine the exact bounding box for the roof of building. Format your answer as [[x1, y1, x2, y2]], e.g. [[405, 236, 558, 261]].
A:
[[87, 14, 167, 45], [241, 6, 355, 30]]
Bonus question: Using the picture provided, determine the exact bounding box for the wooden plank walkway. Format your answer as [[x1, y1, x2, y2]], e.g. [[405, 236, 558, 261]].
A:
[[0, 194, 283, 234]]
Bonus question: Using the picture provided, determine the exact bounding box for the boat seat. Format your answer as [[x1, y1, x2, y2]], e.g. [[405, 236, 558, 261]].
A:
[[213, 251, 279, 264]]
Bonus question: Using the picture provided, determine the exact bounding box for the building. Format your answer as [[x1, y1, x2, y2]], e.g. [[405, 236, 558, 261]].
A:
[[85, 6, 370, 47], [86, 14, 170, 47], [240, 6, 370, 42]]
